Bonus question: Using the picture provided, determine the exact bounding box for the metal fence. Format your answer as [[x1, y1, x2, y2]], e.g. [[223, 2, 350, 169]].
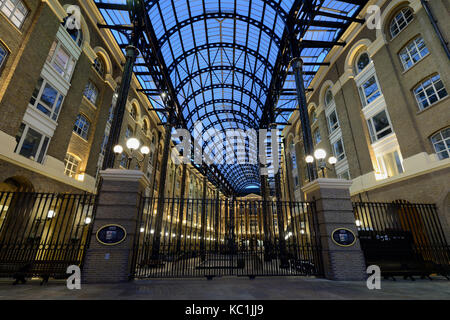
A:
[[0, 192, 97, 280], [132, 198, 323, 278], [353, 201, 450, 278]]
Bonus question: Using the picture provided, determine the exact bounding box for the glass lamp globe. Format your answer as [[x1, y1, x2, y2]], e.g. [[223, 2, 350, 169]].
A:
[[113, 145, 123, 154], [305, 155, 314, 163], [328, 156, 337, 165], [140, 146, 150, 155], [314, 148, 326, 160], [126, 138, 140, 150]]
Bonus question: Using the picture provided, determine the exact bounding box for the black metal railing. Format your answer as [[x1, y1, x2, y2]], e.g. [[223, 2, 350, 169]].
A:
[[0, 192, 97, 279], [131, 197, 323, 278], [353, 201, 450, 278]]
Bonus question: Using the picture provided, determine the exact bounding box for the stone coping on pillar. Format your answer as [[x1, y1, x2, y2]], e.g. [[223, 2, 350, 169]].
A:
[[100, 169, 150, 186], [301, 178, 353, 194]]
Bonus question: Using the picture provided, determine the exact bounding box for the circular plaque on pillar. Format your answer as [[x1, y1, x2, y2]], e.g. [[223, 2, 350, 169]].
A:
[[331, 228, 356, 247], [96, 224, 127, 246]]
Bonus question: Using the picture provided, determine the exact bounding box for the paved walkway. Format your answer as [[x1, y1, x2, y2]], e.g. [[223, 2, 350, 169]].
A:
[[0, 276, 449, 300]]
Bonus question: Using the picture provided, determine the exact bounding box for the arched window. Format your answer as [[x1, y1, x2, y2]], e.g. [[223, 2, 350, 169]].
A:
[[130, 104, 138, 120], [431, 128, 450, 160], [93, 56, 105, 78], [0, 42, 9, 70], [62, 15, 83, 47], [390, 7, 414, 38], [309, 108, 317, 123], [355, 52, 371, 74], [142, 120, 148, 134], [0, 0, 28, 29], [325, 89, 334, 107], [73, 114, 90, 139]]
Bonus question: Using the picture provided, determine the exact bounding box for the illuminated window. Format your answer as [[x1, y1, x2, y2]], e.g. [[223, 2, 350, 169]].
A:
[[64, 154, 80, 178]]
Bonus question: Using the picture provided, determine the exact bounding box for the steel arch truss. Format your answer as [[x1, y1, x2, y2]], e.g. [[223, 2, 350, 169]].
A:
[[95, 0, 368, 195]]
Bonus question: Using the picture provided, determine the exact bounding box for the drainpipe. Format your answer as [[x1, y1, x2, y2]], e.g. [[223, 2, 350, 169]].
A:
[[421, 0, 450, 60]]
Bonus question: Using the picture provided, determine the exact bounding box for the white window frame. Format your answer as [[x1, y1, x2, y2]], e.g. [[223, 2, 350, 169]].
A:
[[431, 128, 450, 160], [93, 57, 105, 78], [332, 137, 346, 162], [73, 114, 90, 140], [83, 81, 99, 106], [64, 153, 80, 178], [399, 36, 429, 71], [327, 109, 340, 134], [29, 77, 65, 121], [0, 0, 28, 29], [46, 40, 76, 82], [366, 109, 394, 143], [390, 7, 414, 39], [355, 52, 371, 75], [14, 122, 50, 163], [413, 74, 448, 111]]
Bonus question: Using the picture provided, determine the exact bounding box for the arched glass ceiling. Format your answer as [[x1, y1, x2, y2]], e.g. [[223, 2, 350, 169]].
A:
[[95, 0, 368, 195]]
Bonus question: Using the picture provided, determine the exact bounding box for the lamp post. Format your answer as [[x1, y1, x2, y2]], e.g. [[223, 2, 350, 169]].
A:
[[305, 148, 337, 179], [113, 137, 150, 169]]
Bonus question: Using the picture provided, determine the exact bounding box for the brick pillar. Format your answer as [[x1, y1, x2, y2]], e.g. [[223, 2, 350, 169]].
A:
[[82, 169, 149, 283], [302, 178, 366, 281]]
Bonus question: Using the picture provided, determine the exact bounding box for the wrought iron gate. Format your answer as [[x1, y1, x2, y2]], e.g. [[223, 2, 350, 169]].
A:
[[353, 201, 450, 278], [131, 197, 323, 278], [0, 192, 97, 279]]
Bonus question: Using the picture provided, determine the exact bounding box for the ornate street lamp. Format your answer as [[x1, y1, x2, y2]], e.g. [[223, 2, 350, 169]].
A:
[[113, 137, 150, 169], [305, 148, 337, 179]]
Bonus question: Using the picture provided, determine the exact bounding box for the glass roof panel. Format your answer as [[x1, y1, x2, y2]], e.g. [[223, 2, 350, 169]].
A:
[[95, 0, 368, 194]]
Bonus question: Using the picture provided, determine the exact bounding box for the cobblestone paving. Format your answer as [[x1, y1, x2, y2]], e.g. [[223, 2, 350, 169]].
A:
[[0, 276, 449, 300]]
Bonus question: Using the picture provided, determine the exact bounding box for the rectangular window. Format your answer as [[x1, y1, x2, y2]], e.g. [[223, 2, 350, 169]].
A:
[[314, 129, 321, 145], [29, 77, 64, 121], [358, 76, 381, 107], [83, 81, 99, 106], [414, 74, 448, 110], [367, 110, 393, 143], [0, 43, 8, 69], [399, 36, 429, 71], [337, 170, 350, 180], [327, 110, 339, 134], [377, 150, 404, 178], [14, 123, 50, 163], [0, 0, 28, 29], [46, 40, 76, 81], [64, 154, 80, 178], [120, 153, 129, 168], [332, 138, 346, 161]]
